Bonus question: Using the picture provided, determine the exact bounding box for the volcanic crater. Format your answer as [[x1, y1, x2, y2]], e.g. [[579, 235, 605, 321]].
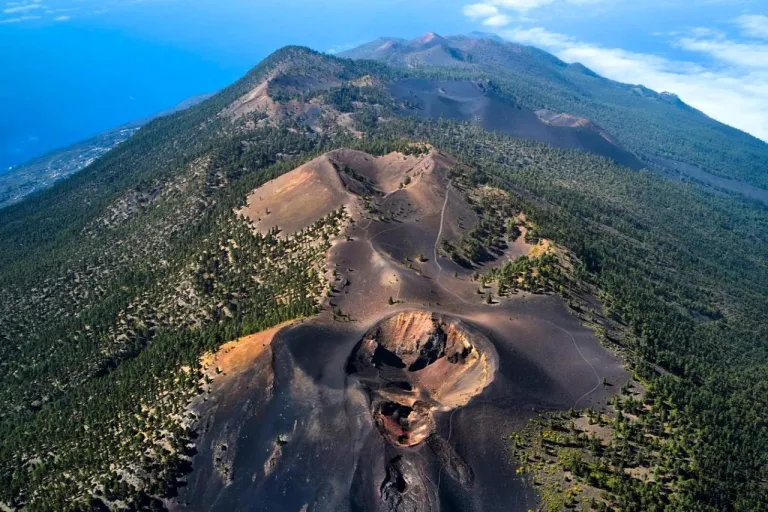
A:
[[346, 311, 497, 448]]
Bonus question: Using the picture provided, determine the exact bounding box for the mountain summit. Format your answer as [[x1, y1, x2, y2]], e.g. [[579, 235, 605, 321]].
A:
[[413, 31, 445, 44]]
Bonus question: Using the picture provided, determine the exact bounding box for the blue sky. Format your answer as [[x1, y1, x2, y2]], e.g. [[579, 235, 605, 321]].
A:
[[1, 0, 766, 171]]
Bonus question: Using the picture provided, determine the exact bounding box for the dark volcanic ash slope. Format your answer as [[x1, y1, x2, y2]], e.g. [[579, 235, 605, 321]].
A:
[[173, 148, 629, 512], [388, 79, 644, 170]]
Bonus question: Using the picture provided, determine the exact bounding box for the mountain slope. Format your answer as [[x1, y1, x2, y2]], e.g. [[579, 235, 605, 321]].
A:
[[0, 45, 766, 511], [341, 33, 768, 190], [387, 78, 643, 169]]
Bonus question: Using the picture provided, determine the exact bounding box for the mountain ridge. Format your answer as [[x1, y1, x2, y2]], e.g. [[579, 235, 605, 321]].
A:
[[0, 37, 767, 511], [341, 32, 768, 189]]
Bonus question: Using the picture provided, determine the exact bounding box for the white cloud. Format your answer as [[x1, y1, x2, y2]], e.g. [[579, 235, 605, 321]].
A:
[[464, 0, 604, 18], [676, 36, 768, 69], [325, 41, 366, 55], [463, 3, 516, 27], [0, 14, 39, 23], [463, 3, 500, 18], [53, 15, 69, 21], [501, 26, 768, 141], [687, 27, 726, 39], [3, 3, 41, 13], [45, 7, 75, 14], [484, 13, 513, 26], [493, 0, 555, 12], [462, 0, 610, 27], [506, 26, 576, 47], [463, 1, 541, 26], [736, 14, 768, 39]]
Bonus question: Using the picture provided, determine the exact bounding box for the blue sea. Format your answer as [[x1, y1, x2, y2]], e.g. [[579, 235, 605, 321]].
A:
[[0, 16, 253, 172]]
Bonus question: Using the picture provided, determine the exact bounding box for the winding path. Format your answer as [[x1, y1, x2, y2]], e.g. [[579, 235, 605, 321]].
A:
[[539, 318, 602, 409], [433, 184, 470, 305], [433, 182, 468, 493], [433, 183, 451, 275]]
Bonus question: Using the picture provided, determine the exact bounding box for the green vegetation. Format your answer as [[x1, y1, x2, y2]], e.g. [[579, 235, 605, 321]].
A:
[[480, 50, 768, 188], [486, 252, 563, 295], [511, 379, 715, 512], [0, 45, 766, 510], [439, 184, 518, 267]]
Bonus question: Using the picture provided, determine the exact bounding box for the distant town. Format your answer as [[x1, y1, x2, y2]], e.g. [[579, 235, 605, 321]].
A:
[[0, 127, 140, 209]]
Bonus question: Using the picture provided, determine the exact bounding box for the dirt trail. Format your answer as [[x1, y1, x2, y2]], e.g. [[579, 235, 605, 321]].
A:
[[539, 317, 602, 408], [432, 183, 471, 306]]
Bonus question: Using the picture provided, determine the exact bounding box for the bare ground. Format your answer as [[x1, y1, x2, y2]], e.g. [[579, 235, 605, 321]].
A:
[[172, 149, 629, 512]]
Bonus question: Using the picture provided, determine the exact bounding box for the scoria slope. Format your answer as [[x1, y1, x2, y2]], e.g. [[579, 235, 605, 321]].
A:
[[172, 148, 628, 512]]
